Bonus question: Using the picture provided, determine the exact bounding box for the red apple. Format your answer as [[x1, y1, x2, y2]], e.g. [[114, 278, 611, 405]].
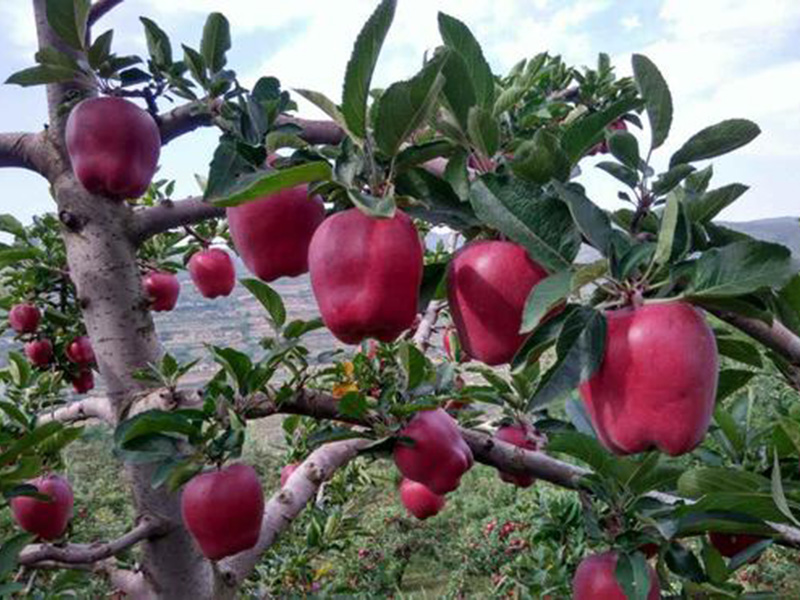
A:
[[580, 302, 718, 456], [188, 248, 236, 299], [573, 552, 660, 600], [10, 474, 74, 540], [66, 97, 161, 200], [181, 463, 264, 560], [280, 463, 299, 488], [709, 532, 765, 558], [71, 369, 94, 394], [9, 303, 41, 334], [143, 271, 180, 312], [447, 240, 549, 365], [393, 408, 473, 495], [227, 185, 325, 283], [399, 479, 446, 520], [25, 339, 53, 367], [309, 208, 424, 344], [495, 423, 544, 488], [66, 336, 95, 365]]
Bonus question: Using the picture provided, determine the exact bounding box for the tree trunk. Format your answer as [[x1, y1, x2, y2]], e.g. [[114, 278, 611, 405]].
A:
[[32, 1, 223, 597]]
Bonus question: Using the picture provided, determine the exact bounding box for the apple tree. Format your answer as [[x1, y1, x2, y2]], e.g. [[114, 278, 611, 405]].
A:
[[1, 0, 800, 598]]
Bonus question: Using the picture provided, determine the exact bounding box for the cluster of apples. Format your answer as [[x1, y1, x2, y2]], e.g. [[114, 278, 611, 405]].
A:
[[63, 97, 744, 576], [8, 303, 96, 393]]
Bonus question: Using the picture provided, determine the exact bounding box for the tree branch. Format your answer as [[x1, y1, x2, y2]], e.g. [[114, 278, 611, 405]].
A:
[[19, 515, 168, 566], [37, 396, 114, 425], [157, 98, 344, 147], [218, 438, 369, 587], [130, 198, 225, 245], [715, 310, 800, 388], [412, 299, 445, 351], [0, 131, 57, 179], [87, 0, 125, 27]]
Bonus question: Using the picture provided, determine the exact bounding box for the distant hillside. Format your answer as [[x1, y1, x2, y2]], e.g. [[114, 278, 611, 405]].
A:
[[722, 217, 800, 255]]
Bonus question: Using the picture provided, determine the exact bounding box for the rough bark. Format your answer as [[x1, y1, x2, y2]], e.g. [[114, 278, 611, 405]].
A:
[[19, 516, 167, 566], [130, 198, 225, 245], [0, 131, 55, 177], [32, 1, 221, 597]]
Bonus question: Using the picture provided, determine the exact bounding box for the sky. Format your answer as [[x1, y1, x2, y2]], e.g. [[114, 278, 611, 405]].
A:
[[0, 0, 798, 225]]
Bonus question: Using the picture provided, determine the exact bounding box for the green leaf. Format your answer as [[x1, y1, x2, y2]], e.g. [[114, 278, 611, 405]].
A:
[[716, 338, 762, 368], [182, 45, 207, 87], [240, 278, 286, 328], [0, 215, 25, 238], [35, 46, 80, 70], [88, 30, 113, 69], [562, 96, 642, 162], [347, 189, 396, 219], [653, 191, 680, 267], [438, 50, 476, 131], [554, 182, 614, 255], [607, 131, 640, 169], [438, 12, 494, 108], [400, 343, 427, 390], [0, 422, 63, 466], [717, 369, 756, 402], [396, 168, 479, 230], [375, 59, 446, 157], [547, 431, 629, 482], [338, 392, 369, 420], [652, 164, 695, 196], [0, 533, 34, 579], [467, 106, 500, 158], [686, 240, 794, 299], [772, 451, 800, 526], [685, 184, 749, 224], [115, 411, 196, 448], [341, 0, 397, 140], [511, 129, 571, 184], [678, 467, 769, 498], [714, 405, 745, 457], [140, 17, 173, 67], [613, 243, 655, 280], [670, 119, 761, 168], [0, 247, 40, 269], [200, 13, 231, 73], [46, 0, 90, 50], [665, 542, 705, 583], [615, 552, 653, 600], [294, 88, 351, 137], [210, 162, 332, 207], [283, 317, 325, 339], [5, 65, 79, 87], [631, 54, 673, 150], [469, 175, 580, 272], [596, 161, 639, 188], [527, 307, 606, 410], [520, 270, 571, 334]]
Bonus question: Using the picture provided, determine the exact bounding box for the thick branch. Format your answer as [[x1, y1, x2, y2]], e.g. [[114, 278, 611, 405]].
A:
[[0, 131, 56, 179], [19, 516, 167, 566], [88, 0, 124, 27], [37, 396, 114, 425], [716, 311, 800, 387], [130, 198, 225, 245], [219, 438, 369, 587], [275, 115, 344, 146], [412, 299, 445, 350]]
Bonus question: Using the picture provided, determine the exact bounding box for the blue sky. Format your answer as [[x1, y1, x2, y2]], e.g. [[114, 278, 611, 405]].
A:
[[1, 0, 799, 224]]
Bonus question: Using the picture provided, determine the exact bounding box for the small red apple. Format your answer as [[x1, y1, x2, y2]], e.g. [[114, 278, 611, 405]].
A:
[[709, 532, 765, 558], [143, 271, 180, 312], [71, 369, 94, 394], [10, 474, 74, 540], [25, 339, 53, 367], [280, 463, 299, 488], [188, 248, 236, 299], [393, 408, 473, 495], [573, 551, 660, 600], [309, 208, 424, 344], [9, 303, 41, 334], [495, 423, 544, 488], [227, 185, 326, 283], [66, 336, 95, 365], [399, 479, 446, 520], [587, 119, 629, 156], [65, 97, 161, 200], [181, 463, 264, 560], [447, 240, 550, 365], [580, 302, 718, 456]]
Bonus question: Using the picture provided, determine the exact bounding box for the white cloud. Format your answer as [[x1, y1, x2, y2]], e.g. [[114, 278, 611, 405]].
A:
[[621, 15, 641, 30]]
